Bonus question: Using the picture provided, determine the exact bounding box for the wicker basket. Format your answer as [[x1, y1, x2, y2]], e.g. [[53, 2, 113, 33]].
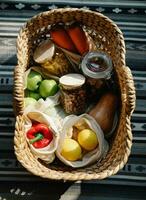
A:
[[14, 8, 135, 180]]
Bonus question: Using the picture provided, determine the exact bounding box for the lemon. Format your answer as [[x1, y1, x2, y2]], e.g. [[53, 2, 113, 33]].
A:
[[61, 138, 82, 161], [78, 129, 98, 151]]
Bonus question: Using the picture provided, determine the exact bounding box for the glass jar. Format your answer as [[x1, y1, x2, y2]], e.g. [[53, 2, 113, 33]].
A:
[[59, 74, 86, 114], [33, 39, 72, 77], [80, 51, 113, 102], [81, 51, 113, 80]]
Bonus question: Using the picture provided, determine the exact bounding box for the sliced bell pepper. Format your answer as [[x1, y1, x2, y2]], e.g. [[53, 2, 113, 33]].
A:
[[26, 123, 53, 149], [66, 23, 89, 55], [50, 24, 78, 53]]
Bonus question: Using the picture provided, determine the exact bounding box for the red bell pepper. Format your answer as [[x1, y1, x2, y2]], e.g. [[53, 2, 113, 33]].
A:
[[66, 23, 89, 55], [50, 25, 78, 53], [26, 123, 53, 149]]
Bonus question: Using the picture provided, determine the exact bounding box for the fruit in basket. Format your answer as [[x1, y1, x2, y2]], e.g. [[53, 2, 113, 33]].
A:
[[24, 97, 37, 107], [61, 138, 82, 161], [72, 119, 90, 140], [74, 118, 90, 131], [39, 79, 58, 98], [67, 23, 89, 55], [72, 126, 79, 141], [27, 70, 42, 91], [26, 123, 53, 149], [89, 92, 117, 134], [50, 25, 77, 53], [77, 129, 98, 151], [25, 90, 41, 100]]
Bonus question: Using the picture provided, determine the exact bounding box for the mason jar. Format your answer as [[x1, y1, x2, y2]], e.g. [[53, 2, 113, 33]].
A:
[[80, 51, 113, 102], [59, 73, 86, 115]]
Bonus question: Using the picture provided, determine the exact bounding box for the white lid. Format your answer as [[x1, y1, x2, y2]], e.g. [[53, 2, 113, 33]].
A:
[[33, 39, 55, 64], [59, 73, 85, 89]]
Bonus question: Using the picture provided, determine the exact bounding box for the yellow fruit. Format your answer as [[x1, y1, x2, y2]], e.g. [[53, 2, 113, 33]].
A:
[[78, 129, 98, 151], [74, 119, 90, 131], [61, 138, 82, 161]]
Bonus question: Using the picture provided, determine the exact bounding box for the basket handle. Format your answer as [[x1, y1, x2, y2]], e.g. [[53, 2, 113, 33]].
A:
[[13, 65, 24, 115], [120, 65, 136, 116]]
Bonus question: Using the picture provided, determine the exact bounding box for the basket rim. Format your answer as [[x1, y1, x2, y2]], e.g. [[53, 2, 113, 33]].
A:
[[17, 8, 126, 66], [17, 8, 124, 37]]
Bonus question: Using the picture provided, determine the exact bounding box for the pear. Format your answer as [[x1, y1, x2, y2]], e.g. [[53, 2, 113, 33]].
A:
[[89, 92, 117, 135]]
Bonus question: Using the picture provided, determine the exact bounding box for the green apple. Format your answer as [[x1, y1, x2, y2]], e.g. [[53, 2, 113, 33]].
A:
[[27, 70, 42, 91], [24, 97, 37, 107], [39, 79, 58, 98], [25, 90, 41, 100]]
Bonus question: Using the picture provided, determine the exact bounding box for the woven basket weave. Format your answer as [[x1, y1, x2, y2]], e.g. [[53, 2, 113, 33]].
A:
[[14, 8, 135, 180]]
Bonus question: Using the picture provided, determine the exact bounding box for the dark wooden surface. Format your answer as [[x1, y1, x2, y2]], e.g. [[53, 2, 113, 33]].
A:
[[0, 0, 146, 199]]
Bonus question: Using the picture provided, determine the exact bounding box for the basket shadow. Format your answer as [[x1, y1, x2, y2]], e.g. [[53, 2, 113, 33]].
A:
[[33, 180, 77, 200]]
